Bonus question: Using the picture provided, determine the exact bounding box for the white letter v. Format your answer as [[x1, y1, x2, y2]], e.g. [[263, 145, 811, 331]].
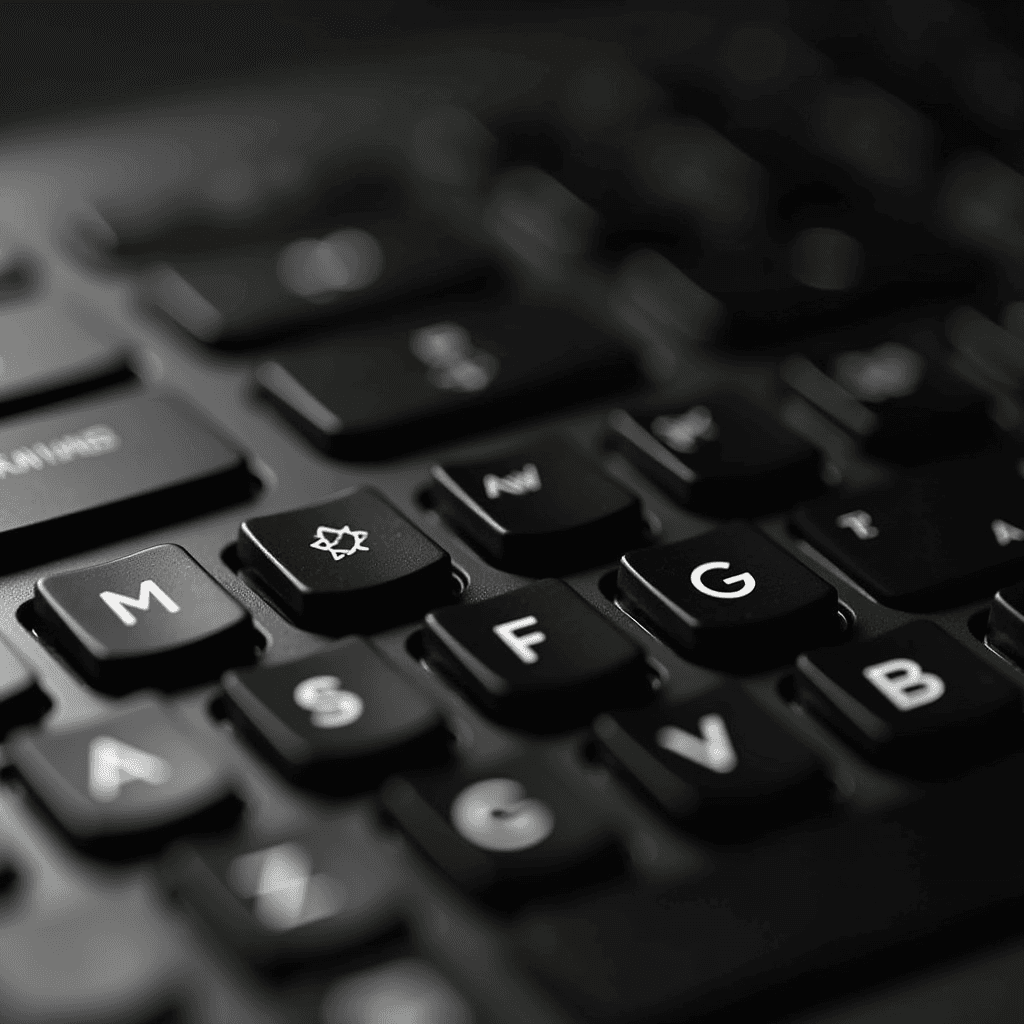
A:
[[655, 714, 738, 774]]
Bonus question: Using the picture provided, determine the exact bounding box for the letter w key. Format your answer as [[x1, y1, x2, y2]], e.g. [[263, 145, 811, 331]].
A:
[[100, 579, 180, 626]]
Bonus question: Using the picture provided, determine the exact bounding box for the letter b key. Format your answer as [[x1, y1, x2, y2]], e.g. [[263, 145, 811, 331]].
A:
[[863, 658, 945, 711]]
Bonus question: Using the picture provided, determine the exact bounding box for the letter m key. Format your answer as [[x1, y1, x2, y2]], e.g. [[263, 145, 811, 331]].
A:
[[100, 580, 181, 627]]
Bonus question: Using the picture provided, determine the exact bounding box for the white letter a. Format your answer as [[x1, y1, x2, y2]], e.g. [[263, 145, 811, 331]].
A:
[[88, 736, 171, 802]]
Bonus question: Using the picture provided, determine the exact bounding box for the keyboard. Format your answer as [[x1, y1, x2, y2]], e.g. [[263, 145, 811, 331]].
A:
[[1, 5, 1023, 1023]]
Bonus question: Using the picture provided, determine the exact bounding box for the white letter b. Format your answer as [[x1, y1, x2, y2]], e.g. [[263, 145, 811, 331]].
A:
[[863, 657, 945, 711]]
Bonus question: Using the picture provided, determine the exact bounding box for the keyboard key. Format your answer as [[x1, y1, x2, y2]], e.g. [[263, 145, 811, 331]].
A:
[[0, 635, 49, 735], [0, 391, 252, 573], [423, 579, 650, 728], [147, 218, 493, 348], [165, 831, 404, 969], [430, 435, 643, 573], [608, 395, 822, 514], [618, 523, 838, 667], [381, 752, 621, 905], [781, 321, 992, 462], [795, 622, 1023, 770], [322, 959, 476, 1024], [223, 637, 447, 785], [8, 695, 238, 852], [988, 580, 1024, 664], [0, 302, 131, 418], [791, 454, 1024, 609], [238, 488, 452, 632], [257, 306, 640, 458], [514, 762, 1024, 1024], [35, 544, 254, 692], [594, 690, 826, 829]]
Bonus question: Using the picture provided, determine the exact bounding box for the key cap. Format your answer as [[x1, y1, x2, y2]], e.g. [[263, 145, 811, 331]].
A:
[[781, 321, 991, 462], [791, 453, 1024, 609], [0, 302, 131, 418], [796, 621, 1023, 771], [148, 218, 493, 348], [223, 637, 447, 785], [988, 580, 1024, 664], [35, 544, 255, 692], [165, 831, 404, 969], [257, 306, 640, 459], [238, 488, 452, 632], [0, 635, 49, 736], [381, 752, 621, 906], [430, 435, 643, 573], [594, 690, 826, 830], [322, 959, 477, 1024], [514, 756, 1024, 1024], [0, 391, 252, 573], [608, 395, 822, 514], [423, 579, 650, 728], [618, 523, 838, 667], [8, 695, 238, 853]]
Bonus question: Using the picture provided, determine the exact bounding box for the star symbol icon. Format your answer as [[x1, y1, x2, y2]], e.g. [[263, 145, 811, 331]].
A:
[[309, 524, 370, 561]]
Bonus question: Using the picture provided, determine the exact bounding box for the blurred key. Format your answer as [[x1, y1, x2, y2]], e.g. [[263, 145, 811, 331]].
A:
[[0, 392, 252, 572], [0, 303, 131, 418], [9, 695, 238, 853], [792, 453, 1024, 608], [257, 306, 640, 459], [608, 394, 821, 514], [0, 635, 49, 736], [782, 320, 991, 462], [148, 217, 494, 348]]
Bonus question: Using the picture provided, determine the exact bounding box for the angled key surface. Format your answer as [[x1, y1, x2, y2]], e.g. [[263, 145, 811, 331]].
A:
[[430, 434, 643, 572], [257, 306, 640, 458], [223, 637, 447, 784], [423, 579, 650, 728], [0, 302, 131, 418], [608, 395, 821, 514], [238, 487, 452, 632], [0, 391, 252, 571], [594, 689, 826, 827], [8, 695, 238, 852], [792, 453, 1024, 609], [148, 217, 493, 348], [618, 522, 838, 667], [165, 830, 404, 968], [0, 635, 49, 735], [796, 621, 1023, 770], [382, 752, 621, 905], [35, 544, 255, 691]]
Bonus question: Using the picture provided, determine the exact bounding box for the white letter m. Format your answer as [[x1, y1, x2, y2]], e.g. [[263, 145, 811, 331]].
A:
[[99, 580, 180, 627]]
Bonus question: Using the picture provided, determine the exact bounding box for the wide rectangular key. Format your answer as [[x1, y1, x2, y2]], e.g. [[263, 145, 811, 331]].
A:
[[516, 755, 1024, 1024], [792, 453, 1024, 609], [0, 392, 251, 572], [257, 306, 640, 459], [148, 217, 493, 348]]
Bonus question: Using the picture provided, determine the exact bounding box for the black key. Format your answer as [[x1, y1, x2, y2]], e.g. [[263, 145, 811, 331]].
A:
[[0, 302, 131, 417], [0, 391, 252, 572], [423, 579, 650, 728], [147, 217, 493, 348], [0, 635, 49, 735], [781, 321, 991, 463], [223, 637, 447, 785], [8, 695, 238, 852], [791, 453, 1024, 609], [796, 622, 1023, 770], [257, 306, 640, 458], [165, 831, 404, 969], [618, 523, 838, 667], [238, 488, 452, 632], [430, 435, 643, 573], [608, 395, 821, 515], [35, 544, 254, 691], [514, 758, 1024, 1024], [988, 580, 1024, 664], [381, 752, 621, 906], [594, 690, 826, 830]]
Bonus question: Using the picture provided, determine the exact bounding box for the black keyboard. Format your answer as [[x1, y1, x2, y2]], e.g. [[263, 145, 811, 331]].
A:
[[1, 5, 1024, 1023]]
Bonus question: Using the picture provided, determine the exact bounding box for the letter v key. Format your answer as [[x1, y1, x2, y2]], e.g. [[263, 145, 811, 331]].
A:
[[655, 714, 738, 774]]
